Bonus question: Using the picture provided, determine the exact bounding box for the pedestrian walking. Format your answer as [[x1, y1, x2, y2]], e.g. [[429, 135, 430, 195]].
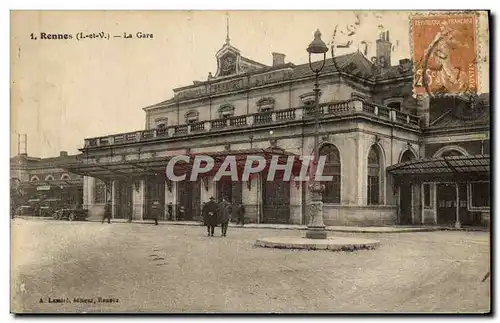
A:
[[204, 197, 218, 237], [236, 202, 245, 226], [218, 196, 232, 237], [151, 199, 160, 225], [167, 202, 173, 220], [102, 199, 112, 224]]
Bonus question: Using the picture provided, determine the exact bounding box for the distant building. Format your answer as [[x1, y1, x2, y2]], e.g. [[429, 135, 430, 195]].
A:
[[10, 151, 84, 214], [64, 31, 490, 227]]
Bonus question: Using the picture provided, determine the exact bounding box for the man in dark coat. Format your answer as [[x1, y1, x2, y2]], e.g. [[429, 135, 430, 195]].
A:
[[167, 202, 173, 220], [218, 196, 232, 237], [102, 199, 112, 224], [151, 199, 160, 225], [203, 197, 219, 237]]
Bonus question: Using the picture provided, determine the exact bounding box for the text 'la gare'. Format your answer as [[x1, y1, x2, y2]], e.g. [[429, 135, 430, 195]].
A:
[[123, 32, 154, 39]]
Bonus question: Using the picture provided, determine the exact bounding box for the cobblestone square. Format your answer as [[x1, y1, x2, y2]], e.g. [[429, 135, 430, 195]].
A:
[[11, 219, 490, 313]]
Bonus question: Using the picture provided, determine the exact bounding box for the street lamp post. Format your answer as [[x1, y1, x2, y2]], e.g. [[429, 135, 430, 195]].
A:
[[305, 29, 329, 239]]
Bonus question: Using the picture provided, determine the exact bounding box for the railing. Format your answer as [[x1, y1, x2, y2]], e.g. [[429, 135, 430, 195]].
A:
[[190, 121, 205, 133], [211, 119, 227, 129], [276, 108, 295, 121], [174, 125, 188, 136], [84, 99, 421, 148], [254, 111, 273, 124], [229, 115, 247, 127], [327, 101, 352, 114], [377, 106, 390, 119]]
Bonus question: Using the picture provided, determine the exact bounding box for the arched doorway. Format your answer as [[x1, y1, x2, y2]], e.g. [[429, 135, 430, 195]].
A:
[[319, 144, 341, 204], [399, 149, 417, 224]]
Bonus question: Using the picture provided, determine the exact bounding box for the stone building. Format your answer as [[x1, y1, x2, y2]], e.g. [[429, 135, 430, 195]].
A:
[[65, 31, 490, 227], [10, 151, 84, 212]]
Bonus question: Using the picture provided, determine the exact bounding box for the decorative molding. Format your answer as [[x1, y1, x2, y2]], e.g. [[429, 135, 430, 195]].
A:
[[257, 97, 276, 112], [224, 143, 231, 151], [321, 135, 330, 143], [374, 135, 381, 144], [270, 139, 277, 148], [134, 181, 140, 192]]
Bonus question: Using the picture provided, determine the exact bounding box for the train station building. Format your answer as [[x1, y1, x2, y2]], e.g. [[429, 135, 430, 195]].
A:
[[64, 30, 490, 227]]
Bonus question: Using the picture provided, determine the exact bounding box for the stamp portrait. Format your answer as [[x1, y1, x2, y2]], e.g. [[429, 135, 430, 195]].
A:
[[410, 13, 478, 96]]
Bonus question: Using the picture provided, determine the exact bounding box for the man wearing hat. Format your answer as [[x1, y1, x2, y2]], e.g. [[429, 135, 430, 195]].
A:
[[218, 196, 232, 237], [203, 196, 219, 237]]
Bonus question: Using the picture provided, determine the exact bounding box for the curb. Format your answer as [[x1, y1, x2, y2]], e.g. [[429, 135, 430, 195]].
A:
[[13, 216, 489, 233]]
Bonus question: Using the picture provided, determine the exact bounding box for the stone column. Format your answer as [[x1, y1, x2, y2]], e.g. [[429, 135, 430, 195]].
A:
[[242, 174, 260, 223], [166, 181, 178, 220], [132, 179, 145, 221], [110, 180, 117, 219], [83, 176, 93, 209], [356, 133, 366, 205], [289, 177, 303, 224], [164, 180, 176, 220]]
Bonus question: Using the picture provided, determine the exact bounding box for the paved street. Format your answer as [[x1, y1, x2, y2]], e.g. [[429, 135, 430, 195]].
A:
[[11, 219, 490, 313]]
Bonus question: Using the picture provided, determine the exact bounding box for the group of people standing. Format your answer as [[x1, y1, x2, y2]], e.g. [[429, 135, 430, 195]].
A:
[[202, 196, 245, 237], [101, 196, 246, 235]]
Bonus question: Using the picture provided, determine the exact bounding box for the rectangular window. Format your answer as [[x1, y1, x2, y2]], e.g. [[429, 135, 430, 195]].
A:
[[367, 176, 379, 205], [95, 179, 107, 204], [423, 183, 431, 208], [470, 182, 490, 208]]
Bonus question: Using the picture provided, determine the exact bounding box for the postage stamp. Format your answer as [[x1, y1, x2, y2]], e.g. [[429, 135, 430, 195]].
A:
[[410, 13, 478, 97]]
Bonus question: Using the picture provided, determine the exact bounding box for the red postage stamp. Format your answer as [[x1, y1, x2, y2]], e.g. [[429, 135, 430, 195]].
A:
[[410, 13, 478, 96]]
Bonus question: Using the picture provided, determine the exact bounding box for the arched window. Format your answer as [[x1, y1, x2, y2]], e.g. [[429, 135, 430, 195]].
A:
[[384, 98, 403, 111], [400, 150, 416, 163], [45, 175, 54, 181], [256, 97, 275, 112], [218, 104, 235, 119], [30, 176, 39, 182], [185, 110, 199, 124], [367, 145, 382, 205], [319, 144, 341, 204], [61, 174, 71, 180], [94, 179, 107, 204], [441, 150, 463, 157], [155, 117, 168, 128]]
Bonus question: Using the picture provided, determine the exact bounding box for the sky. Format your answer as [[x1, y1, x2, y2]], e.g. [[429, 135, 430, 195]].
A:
[[10, 10, 489, 158]]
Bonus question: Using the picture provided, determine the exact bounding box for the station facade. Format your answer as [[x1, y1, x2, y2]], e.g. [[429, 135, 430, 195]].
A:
[[65, 31, 490, 227]]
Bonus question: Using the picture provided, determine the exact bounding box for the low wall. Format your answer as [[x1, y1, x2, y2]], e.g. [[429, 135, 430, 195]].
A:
[[323, 204, 398, 226]]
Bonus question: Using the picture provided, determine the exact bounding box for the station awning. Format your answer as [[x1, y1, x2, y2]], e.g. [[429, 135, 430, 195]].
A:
[[387, 154, 490, 182], [64, 147, 304, 180]]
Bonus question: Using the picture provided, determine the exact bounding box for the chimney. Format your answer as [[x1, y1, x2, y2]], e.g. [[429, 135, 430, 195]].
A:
[[60, 151, 68, 157], [272, 52, 286, 66], [376, 30, 392, 68]]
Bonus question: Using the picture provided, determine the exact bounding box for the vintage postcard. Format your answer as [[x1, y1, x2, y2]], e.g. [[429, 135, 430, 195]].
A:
[[10, 10, 490, 314]]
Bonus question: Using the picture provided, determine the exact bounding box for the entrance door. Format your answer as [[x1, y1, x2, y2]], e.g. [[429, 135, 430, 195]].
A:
[[177, 180, 200, 220], [116, 180, 133, 220], [437, 183, 470, 225], [216, 179, 242, 222], [145, 176, 165, 220], [262, 178, 290, 224], [399, 182, 413, 224]]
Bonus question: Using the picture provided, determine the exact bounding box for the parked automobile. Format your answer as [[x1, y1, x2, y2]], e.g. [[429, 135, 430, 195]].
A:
[[39, 198, 63, 217], [52, 208, 89, 221]]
